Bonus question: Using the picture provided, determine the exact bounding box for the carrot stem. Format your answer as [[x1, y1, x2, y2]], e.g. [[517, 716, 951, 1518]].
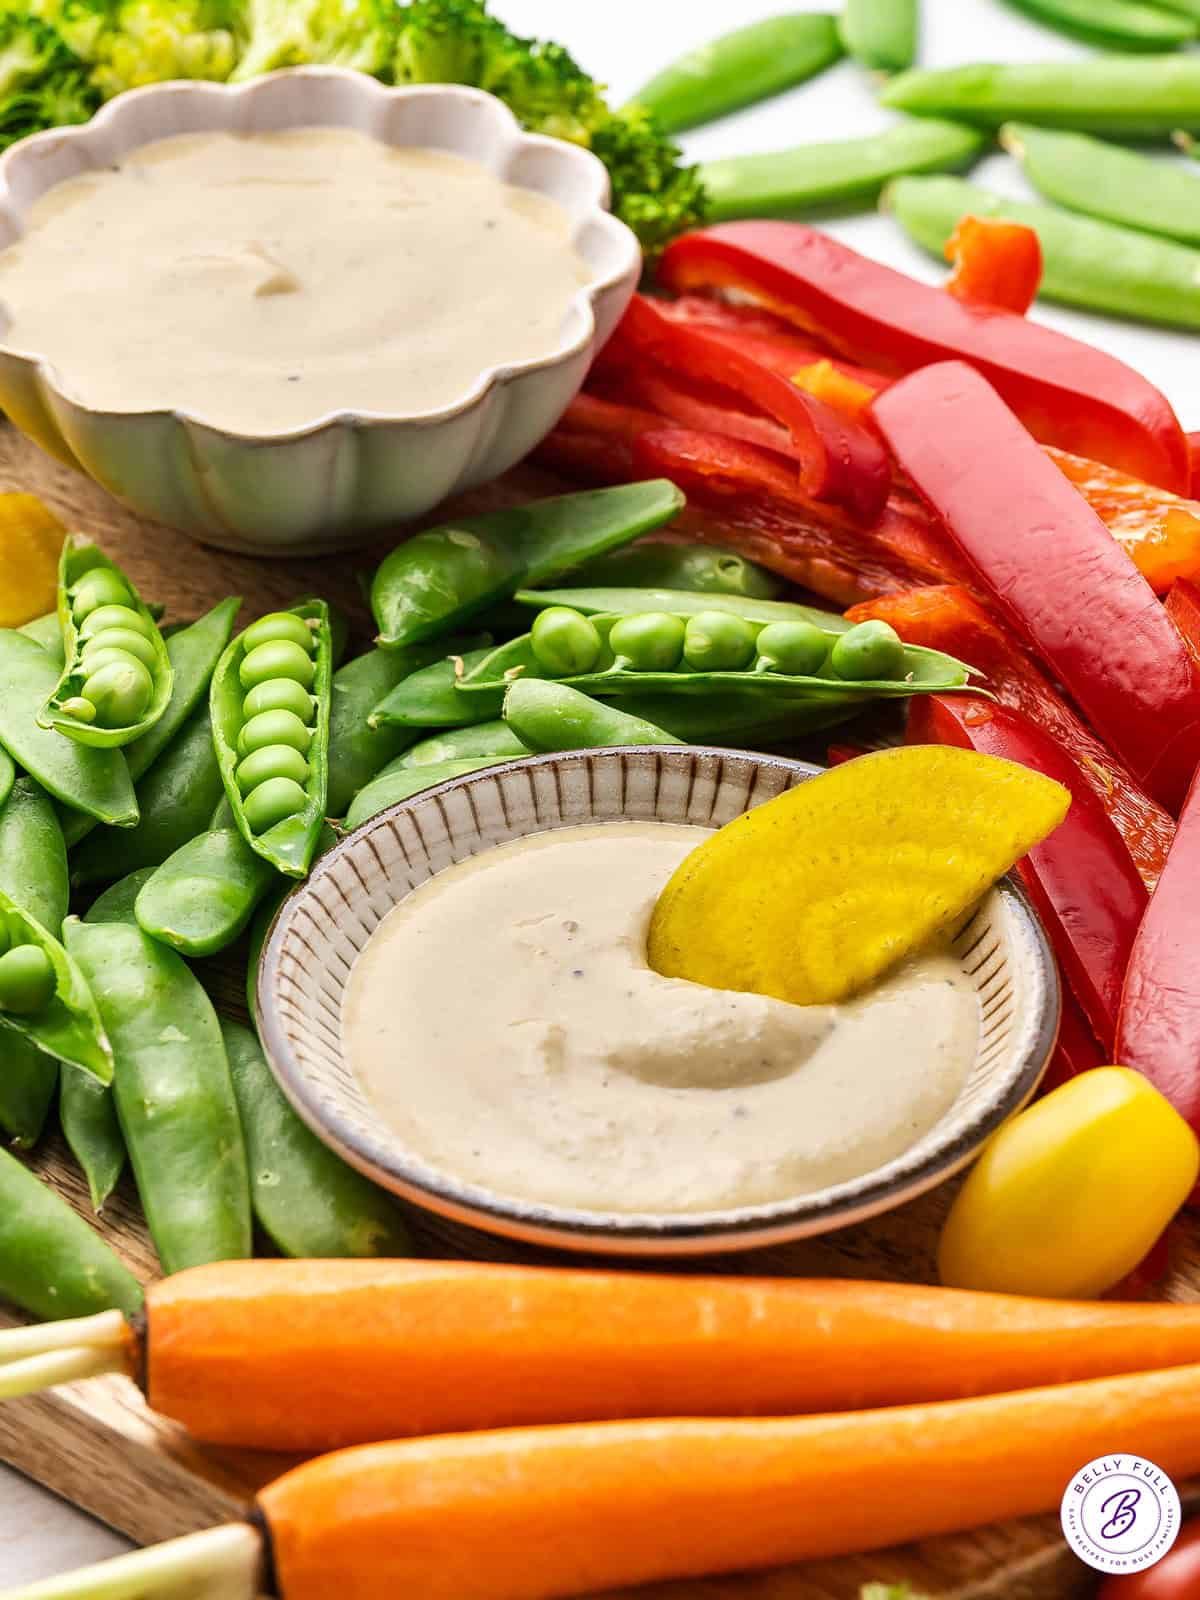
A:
[[0, 1346, 128, 1399], [1, 1525, 263, 1600], [0, 1310, 129, 1364]]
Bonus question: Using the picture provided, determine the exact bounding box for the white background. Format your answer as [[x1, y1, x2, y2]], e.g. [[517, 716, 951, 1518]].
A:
[[3, 0, 1197, 1583]]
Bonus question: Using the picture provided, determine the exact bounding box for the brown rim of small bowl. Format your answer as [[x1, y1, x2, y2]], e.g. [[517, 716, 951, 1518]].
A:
[[256, 747, 1062, 1257]]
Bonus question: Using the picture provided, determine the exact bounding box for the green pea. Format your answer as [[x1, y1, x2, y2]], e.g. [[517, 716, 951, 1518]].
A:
[[81, 626, 159, 671], [755, 621, 830, 676], [829, 619, 906, 681], [238, 709, 313, 759], [79, 657, 154, 728], [58, 696, 96, 723], [236, 744, 310, 796], [78, 603, 154, 642], [682, 611, 758, 672], [243, 677, 315, 724], [69, 646, 143, 682], [0, 944, 55, 1014], [0, 920, 9, 957], [242, 775, 308, 834], [71, 569, 132, 620], [239, 640, 316, 692], [609, 612, 687, 672], [241, 611, 317, 656], [530, 607, 604, 676]]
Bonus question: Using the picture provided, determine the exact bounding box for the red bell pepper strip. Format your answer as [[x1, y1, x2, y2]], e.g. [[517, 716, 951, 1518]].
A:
[[792, 360, 878, 424], [1191, 433, 1200, 500], [1039, 987, 1107, 1099], [658, 222, 1190, 492], [872, 362, 1200, 813], [944, 215, 1042, 315], [1115, 765, 1200, 1197], [846, 585, 1176, 891], [603, 294, 891, 525], [1166, 577, 1200, 667], [906, 694, 1146, 1052], [1047, 449, 1200, 597]]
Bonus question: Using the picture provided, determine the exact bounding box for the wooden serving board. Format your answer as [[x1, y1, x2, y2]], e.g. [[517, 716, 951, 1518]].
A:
[[1, 421, 1197, 1600]]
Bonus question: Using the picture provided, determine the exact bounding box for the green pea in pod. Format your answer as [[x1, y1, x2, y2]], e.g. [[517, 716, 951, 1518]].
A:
[[210, 602, 333, 878], [39, 537, 173, 748], [0, 889, 112, 1082]]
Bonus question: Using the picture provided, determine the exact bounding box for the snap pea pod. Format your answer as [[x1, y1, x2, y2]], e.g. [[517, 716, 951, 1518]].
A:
[[566, 542, 781, 598], [0, 749, 11, 814], [513, 588, 855, 630], [621, 692, 861, 745], [63, 915, 251, 1275], [888, 174, 1200, 329], [839, 0, 917, 71], [369, 646, 503, 730], [701, 118, 983, 222], [0, 1143, 142, 1319], [626, 13, 843, 135], [1000, 0, 1195, 51], [0, 888, 112, 1081], [70, 701, 223, 885], [370, 482, 685, 650], [346, 758, 513, 831], [0, 1036, 57, 1150], [222, 1019, 412, 1260], [39, 538, 173, 748], [289, 594, 349, 668], [210, 601, 332, 877], [59, 596, 242, 851], [134, 828, 279, 957], [84, 867, 156, 925], [1002, 122, 1200, 249], [393, 722, 529, 769], [503, 680, 684, 752], [0, 632, 137, 825], [17, 611, 63, 662], [243, 825, 336, 1021], [881, 57, 1200, 137], [1178, 130, 1199, 159]]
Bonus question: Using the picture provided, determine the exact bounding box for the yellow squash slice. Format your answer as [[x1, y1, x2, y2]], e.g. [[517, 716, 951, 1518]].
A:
[[0, 493, 65, 628], [647, 746, 1069, 1007]]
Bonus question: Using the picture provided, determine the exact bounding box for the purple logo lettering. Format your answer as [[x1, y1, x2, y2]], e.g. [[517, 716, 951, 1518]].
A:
[[1100, 1488, 1142, 1540]]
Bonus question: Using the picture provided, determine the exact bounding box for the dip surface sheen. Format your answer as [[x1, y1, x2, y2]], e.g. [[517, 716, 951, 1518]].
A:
[[342, 822, 980, 1215], [0, 128, 592, 434]]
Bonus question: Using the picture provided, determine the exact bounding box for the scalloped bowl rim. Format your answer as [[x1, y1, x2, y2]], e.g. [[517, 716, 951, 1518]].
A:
[[0, 70, 642, 445]]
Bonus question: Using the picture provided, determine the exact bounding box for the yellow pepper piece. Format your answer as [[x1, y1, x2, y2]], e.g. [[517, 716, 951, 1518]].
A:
[[793, 358, 877, 422], [647, 745, 1069, 1007], [939, 1067, 1200, 1300], [0, 493, 65, 628]]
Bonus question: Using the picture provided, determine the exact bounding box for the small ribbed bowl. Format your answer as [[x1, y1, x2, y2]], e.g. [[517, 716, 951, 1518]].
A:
[[0, 71, 641, 555], [257, 748, 1060, 1258]]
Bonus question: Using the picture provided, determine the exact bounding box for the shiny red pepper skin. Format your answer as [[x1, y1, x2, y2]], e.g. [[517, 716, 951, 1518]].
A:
[[873, 362, 1200, 813], [944, 215, 1042, 315], [603, 294, 891, 525], [658, 222, 1190, 491], [846, 585, 1176, 891], [1097, 1517, 1200, 1595], [1039, 987, 1106, 1099], [1190, 433, 1200, 500], [906, 695, 1146, 1051]]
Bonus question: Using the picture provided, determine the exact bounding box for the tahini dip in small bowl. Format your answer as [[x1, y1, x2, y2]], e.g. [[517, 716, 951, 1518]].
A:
[[0, 71, 640, 553], [257, 749, 1059, 1257]]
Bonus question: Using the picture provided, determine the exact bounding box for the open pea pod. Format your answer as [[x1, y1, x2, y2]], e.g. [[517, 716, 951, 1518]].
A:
[[38, 537, 173, 748], [513, 588, 856, 630], [210, 600, 332, 878], [0, 889, 112, 1082]]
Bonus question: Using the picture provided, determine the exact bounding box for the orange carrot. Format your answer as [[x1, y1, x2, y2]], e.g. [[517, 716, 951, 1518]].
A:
[[14, 1260, 1200, 1454]]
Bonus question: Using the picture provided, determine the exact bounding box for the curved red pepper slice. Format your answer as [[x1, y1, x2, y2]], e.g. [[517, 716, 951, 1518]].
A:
[[1039, 987, 1106, 1099], [658, 223, 1190, 492], [846, 585, 1176, 892], [652, 296, 890, 393], [873, 363, 1200, 813], [1190, 433, 1200, 499], [907, 694, 1146, 1052], [606, 294, 891, 525], [944, 215, 1042, 316]]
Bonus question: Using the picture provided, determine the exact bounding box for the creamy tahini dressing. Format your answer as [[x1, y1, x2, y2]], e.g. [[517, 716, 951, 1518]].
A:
[[0, 129, 592, 434], [342, 823, 979, 1214]]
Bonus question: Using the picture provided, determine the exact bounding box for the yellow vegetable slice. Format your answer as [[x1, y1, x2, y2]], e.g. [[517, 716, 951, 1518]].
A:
[[0, 493, 65, 628], [647, 746, 1070, 1006]]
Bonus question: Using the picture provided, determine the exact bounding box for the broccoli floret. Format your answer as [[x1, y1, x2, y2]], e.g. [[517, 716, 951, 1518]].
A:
[[229, 0, 394, 82], [93, 0, 237, 95], [0, 10, 98, 147], [591, 104, 706, 259]]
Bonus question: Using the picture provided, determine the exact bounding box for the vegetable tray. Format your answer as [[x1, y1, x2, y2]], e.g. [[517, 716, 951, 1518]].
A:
[[1, 421, 1196, 1600]]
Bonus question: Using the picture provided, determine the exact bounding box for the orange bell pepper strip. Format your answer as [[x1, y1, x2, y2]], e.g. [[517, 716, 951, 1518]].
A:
[[1047, 447, 1200, 596], [872, 362, 1200, 813], [658, 222, 1190, 491], [846, 585, 1176, 890], [1166, 577, 1200, 667], [792, 359, 878, 422], [944, 215, 1042, 315]]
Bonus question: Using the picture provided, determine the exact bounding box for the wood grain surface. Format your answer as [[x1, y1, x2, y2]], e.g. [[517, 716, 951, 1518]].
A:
[[0, 423, 1195, 1600]]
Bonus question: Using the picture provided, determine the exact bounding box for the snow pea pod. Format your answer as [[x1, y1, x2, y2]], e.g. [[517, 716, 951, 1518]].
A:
[[701, 118, 983, 222], [0, 889, 112, 1081], [1002, 122, 1200, 249], [888, 174, 1200, 329], [345, 758, 512, 831], [513, 588, 855, 630], [567, 542, 781, 598], [1000, 0, 1195, 51], [840, 0, 917, 72], [370, 482, 685, 649], [0, 1143, 141, 1320], [210, 602, 332, 877], [63, 915, 251, 1275], [0, 1037, 56, 1151], [881, 57, 1200, 137], [222, 1019, 412, 1260], [16, 611, 63, 662], [368, 646, 504, 730], [70, 701, 223, 886], [503, 680, 684, 752], [0, 632, 137, 825], [40, 538, 173, 748], [393, 722, 529, 769], [135, 828, 278, 957], [627, 13, 843, 135], [0, 749, 12, 815]]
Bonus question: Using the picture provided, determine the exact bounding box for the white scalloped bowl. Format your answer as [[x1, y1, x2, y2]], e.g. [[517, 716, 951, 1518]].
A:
[[0, 71, 641, 554]]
